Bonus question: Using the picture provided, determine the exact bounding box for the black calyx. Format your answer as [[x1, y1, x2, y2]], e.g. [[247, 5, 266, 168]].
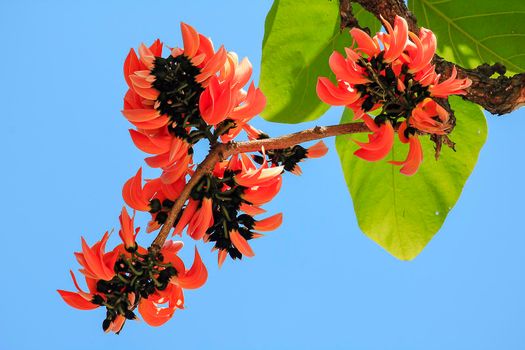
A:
[[175, 172, 258, 260], [97, 250, 179, 333], [151, 55, 205, 142], [254, 145, 308, 173]]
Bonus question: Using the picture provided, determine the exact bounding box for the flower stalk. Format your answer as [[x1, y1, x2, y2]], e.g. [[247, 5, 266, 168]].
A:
[[151, 121, 370, 248]]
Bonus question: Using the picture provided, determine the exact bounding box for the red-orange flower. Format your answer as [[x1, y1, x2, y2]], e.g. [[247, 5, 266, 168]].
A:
[[118, 207, 139, 250], [390, 122, 423, 176], [58, 271, 98, 311], [234, 155, 283, 188], [186, 198, 214, 240], [406, 27, 436, 74], [429, 66, 472, 98], [122, 22, 270, 195], [354, 115, 395, 162], [317, 15, 471, 175], [138, 245, 207, 327], [74, 232, 118, 281], [122, 168, 186, 232], [410, 98, 451, 135], [350, 28, 381, 57], [168, 151, 287, 266], [377, 15, 409, 63], [59, 214, 207, 333], [199, 53, 266, 130], [316, 77, 361, 106]]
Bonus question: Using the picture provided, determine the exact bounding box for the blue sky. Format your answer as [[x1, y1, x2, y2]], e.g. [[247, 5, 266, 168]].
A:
[[1, 1, 524, 349]]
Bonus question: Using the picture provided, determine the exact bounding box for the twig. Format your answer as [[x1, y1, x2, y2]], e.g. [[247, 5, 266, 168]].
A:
[[339, 0, 369, 33], [150, 143, 227, 249], [151, 122, 369, 248]]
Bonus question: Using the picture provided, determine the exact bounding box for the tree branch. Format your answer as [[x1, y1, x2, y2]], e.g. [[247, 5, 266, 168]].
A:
[[344, 0, 525, 115], [151, 122, 369, 248], [351, 0, 419, 32], [340, 0, 369, 33], [151, 143, 227, 249], [434, 59, 525, 115]]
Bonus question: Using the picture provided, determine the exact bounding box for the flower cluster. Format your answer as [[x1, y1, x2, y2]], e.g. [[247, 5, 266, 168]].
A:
[[59, 22, 327, 332], [123, 23, 266, 187], [58, 208, 207, 333], [123, 142, 326, 267], [317, 16, 471, 175]]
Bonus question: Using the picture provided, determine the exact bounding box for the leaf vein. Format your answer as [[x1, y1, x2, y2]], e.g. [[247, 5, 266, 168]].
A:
[[421, 0, 523, 72]]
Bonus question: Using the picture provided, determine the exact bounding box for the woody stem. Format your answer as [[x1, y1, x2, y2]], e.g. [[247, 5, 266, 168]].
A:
[[150, 121, 369, 249]]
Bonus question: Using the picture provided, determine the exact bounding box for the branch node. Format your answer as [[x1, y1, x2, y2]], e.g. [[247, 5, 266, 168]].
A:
[[313, 126, 323, 134]]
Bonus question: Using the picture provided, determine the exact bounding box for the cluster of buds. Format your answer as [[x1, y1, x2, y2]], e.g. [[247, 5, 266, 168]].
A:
[[60, 23, 327, 332], [58, 208, 207, 333], [317, 16, 471, 175]]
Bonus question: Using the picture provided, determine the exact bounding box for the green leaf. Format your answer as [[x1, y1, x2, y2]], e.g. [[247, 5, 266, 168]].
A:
[[352, 3, 382, 35], [335, 96, 487, 260], [409, 0, 525, 74], [260, 0, 380, 124]]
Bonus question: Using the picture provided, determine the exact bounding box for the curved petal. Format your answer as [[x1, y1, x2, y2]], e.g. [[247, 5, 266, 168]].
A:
[[121, 108, 160, 123], [316, 77, 360, 106], [217, 249, 228, 268], [131, 116, 170, 130], [124, 49, 140, 88], [129, 130, 170, 154], [239, 203, 266, 216], [173, 199, 199, 236], [57, 290, 98, 310], [242, 177, 282, 205], [131, 84, 159, 100], [119, 206, 137, 248], [122, 168, 151, 211], [389, 135, 423, 176], [180, 22, 200, 58], [350, 28, 380, 56], [233, 57, 253, 88], [328, 50, 369, 84], [177, 247, 208, 289], [187, 198, 213, 240], [230, 83, 266, 120], [307, 141, 329, 158], [138, 298, 175, 327], [253, 213, 283, 231], [229, 230, 255, 257], [429, 66, 472, 97], [354, 121, 394, 162], [106, 315, 126, 334], [196, 46, 227, 83], [149, 39, 163, 57], [382, 15, 409, 63], [138, 43, 155, 69], [160, 155, 191, 184]]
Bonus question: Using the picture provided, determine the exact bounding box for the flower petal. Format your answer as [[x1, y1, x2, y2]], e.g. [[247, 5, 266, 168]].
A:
[[230, 230, 255, 257]]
